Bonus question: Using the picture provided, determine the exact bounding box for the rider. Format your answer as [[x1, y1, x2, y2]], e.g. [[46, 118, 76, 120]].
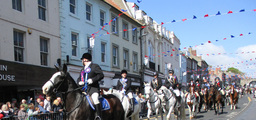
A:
[[188, 79, 195, 88], [77, 53, 104, 119], [215, 77, 222, 91], [195, 79, 201, 90], [164, 69, 181, 107], [116, 69, 134, 112], [232, 81, 236, 88], [150, 72, 162, 94]]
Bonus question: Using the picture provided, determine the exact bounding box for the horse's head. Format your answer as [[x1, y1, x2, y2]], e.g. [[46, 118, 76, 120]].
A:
[[42, 64, 70, 96], [144, 82, 152, 100]]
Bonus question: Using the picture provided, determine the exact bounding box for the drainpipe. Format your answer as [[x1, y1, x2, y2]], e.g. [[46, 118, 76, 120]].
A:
[[139, 27, 148, 94]]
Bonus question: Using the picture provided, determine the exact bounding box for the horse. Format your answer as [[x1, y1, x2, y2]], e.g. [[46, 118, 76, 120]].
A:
[[208, 86, 224, 115], [144, 83, 161, 119], [42, 64, 125, 120], [103, 89, 141, 120], [185, 86, 200, 119], [229, 85, 238, 110], [225, 89, 231, 106], [158, 86, 186, 120], [201, 87, 209, 111]]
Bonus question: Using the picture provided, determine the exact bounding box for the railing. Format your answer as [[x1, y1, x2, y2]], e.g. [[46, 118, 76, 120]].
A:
[[1, 112, 64, 120]]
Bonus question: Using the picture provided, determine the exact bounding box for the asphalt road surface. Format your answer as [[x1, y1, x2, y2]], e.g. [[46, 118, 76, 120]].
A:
[[140, 94, 254, 120]]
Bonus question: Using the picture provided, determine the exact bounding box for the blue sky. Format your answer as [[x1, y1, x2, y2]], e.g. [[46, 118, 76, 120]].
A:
[[128, 0, 256, 77]]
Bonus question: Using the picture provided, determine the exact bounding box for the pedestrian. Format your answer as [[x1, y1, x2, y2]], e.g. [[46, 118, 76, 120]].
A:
[[77, 53, 104, 120], [38, 101, 48, 113], [1, 104, 13, 118], [52, 99, 63, 112], [44, 96, 52, 112], [35, 98, 41, 108], [27, 103, 39, 119], [20, 99, 28, 112], [17, 104, 27, 120], [116, 69, 134, 112]]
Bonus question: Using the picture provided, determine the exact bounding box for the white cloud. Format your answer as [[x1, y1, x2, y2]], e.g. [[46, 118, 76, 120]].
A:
[[194, 43, 256, 77]]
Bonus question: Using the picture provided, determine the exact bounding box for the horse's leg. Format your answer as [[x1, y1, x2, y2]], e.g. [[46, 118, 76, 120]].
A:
[[187, 105, 192, 119], [147, 108, 151, 119], [166, 105, 173, 120]]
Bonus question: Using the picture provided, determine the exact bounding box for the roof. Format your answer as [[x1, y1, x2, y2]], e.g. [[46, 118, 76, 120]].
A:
[[103, 0, 143, 26]]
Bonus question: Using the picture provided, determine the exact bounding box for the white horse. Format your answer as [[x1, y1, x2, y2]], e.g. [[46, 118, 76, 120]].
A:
[[185, 86, 200, 119], [103, 89, 141, 120], [158, 86, 186, 120], [144, 83, 162, 119]]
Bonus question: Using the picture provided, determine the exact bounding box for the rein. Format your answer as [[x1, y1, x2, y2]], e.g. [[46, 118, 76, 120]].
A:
[[147, 89, 159, 104], [48, 75, 85, 117]]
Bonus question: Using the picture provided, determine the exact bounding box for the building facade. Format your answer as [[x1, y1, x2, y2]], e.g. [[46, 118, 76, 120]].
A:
[[0, 0, 60, 102]]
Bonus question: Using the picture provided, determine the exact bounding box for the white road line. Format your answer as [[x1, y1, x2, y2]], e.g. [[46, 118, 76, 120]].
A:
[[228, 96, 251, 119]]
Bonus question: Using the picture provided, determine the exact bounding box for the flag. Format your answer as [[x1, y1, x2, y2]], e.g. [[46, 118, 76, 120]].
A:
[[118, 13, 123, 16], [171, 54, 173, 56], [216, 11, 221, 15], [172, 49, 175, 51], [223, 38, 227, 40], [182, 19, 187, 21], [172, 20, 176, 23], [132, 5, 135, 8], [208, 41, 211, 43], [161, 22, 164, 25], [104, 23, 108, 25], [216, 40, 219, 42], [193, 15, 197, 19], [239, 9, 245, 12], [107, 31, 110, 34], [240, 34, 243, 36], [231, 35, 235, 38], [253, 9, 256, 11], [137, 0, 142, 3], [132, 28, 137, 31], [123, 29, 127, 31], [121, 9, 127, 12], [204, 14, 209, 17], [228, 11, 233, 14], [141, 26, 146, 28]]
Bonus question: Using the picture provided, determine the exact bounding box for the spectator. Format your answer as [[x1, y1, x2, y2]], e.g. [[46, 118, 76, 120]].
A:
[[38, 101, 48, 113], [35, 98, 41, 108], [1, 104, 13, 117], [44, 96, 52, 112], [57, 97, 63, 110], [52, 99, 63, 112], [11, 98, 18, 109], [27, 103, 39, 119], [17, 104, 27, 120], [6, 101, 14, 113], [21, 99, 28, 111]]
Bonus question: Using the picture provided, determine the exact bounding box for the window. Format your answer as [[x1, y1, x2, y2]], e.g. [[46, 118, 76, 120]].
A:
[[71, 32, 78, 56], [12, 0, 22, 12], [101, 43, 106, 62], [112, 45, 119, 67], [13, 30, 24, 62], [100, 10, 105, 26], [38, 0, 46, 21], [86, 3, 92, 21], [40, 37, 48, 66], [70, 0, 76, 14], [87, 36, 92, 54], [132, 26, 137, 44], [123, 49, 129, 69], [133, 52, 138, 71], [111, 15, 118, 34], [148, 41, 154, 62], [123, 22, 128, 39]]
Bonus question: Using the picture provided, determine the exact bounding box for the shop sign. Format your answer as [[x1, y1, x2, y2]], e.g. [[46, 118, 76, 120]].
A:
[[0, 65, 15, 82]]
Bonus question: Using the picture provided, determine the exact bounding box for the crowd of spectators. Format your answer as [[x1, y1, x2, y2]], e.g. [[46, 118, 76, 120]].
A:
[[0, 96, 63, 120]]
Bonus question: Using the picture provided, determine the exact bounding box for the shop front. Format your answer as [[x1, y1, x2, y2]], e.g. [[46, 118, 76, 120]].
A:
[[0, 60, 56, 102]]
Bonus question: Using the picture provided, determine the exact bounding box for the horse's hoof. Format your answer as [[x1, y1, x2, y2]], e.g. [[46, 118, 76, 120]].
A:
[[190, 116, 193, 119]]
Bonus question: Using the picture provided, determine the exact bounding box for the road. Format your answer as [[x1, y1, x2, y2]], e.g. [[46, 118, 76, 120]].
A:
[[140, 94, 255, 120]]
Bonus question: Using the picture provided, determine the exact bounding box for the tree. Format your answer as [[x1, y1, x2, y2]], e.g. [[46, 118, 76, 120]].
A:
[[226, 67, 243, 75]]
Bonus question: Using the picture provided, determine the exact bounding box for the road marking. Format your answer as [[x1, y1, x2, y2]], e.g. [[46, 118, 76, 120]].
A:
[[248, 97, 251, 102]]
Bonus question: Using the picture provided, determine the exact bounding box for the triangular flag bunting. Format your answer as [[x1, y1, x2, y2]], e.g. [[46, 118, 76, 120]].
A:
[[204, 14, 209, 17], [193, 15, 197, 19], [182, 19, 187, 21], [239, 9, 245, 12], [216, 11, 221, 15], [171, 20, 176, 23], [228, 11, 233, 14]]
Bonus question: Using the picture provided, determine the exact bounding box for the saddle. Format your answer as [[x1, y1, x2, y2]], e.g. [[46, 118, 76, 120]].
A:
[[86, 95, 110, 111]]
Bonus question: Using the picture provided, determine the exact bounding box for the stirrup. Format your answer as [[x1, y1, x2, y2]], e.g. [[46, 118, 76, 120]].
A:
[[94, 116, 101, 120]]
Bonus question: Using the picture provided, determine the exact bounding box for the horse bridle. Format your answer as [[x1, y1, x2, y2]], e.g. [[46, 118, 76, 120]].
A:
[[146, 88, 159, 104], [46, 73, 84, 117]]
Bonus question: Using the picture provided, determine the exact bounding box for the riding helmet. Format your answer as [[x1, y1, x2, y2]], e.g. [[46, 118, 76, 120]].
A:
[[121, 69, 127, 74], [153, 72, 158, 76], [81, 53, 92, 61], [168, 69, 174, 74]]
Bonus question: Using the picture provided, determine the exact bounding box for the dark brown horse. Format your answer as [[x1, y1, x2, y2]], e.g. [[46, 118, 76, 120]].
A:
[[229, 85, 238, 110], [202, 87, 209, 111], [208, 86, 224, 115], [42, 64, 125, 120]]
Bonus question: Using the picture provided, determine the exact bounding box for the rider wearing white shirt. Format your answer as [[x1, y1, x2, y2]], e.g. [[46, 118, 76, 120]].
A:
[[116, 70, 134, 112]]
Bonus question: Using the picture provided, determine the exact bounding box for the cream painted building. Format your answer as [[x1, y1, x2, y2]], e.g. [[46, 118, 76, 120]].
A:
[[0, 0, 60, 101]]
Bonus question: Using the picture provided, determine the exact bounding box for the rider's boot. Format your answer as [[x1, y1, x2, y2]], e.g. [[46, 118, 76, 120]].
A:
[[129, 98, 134, 112], [95, 103, 102, 120]]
